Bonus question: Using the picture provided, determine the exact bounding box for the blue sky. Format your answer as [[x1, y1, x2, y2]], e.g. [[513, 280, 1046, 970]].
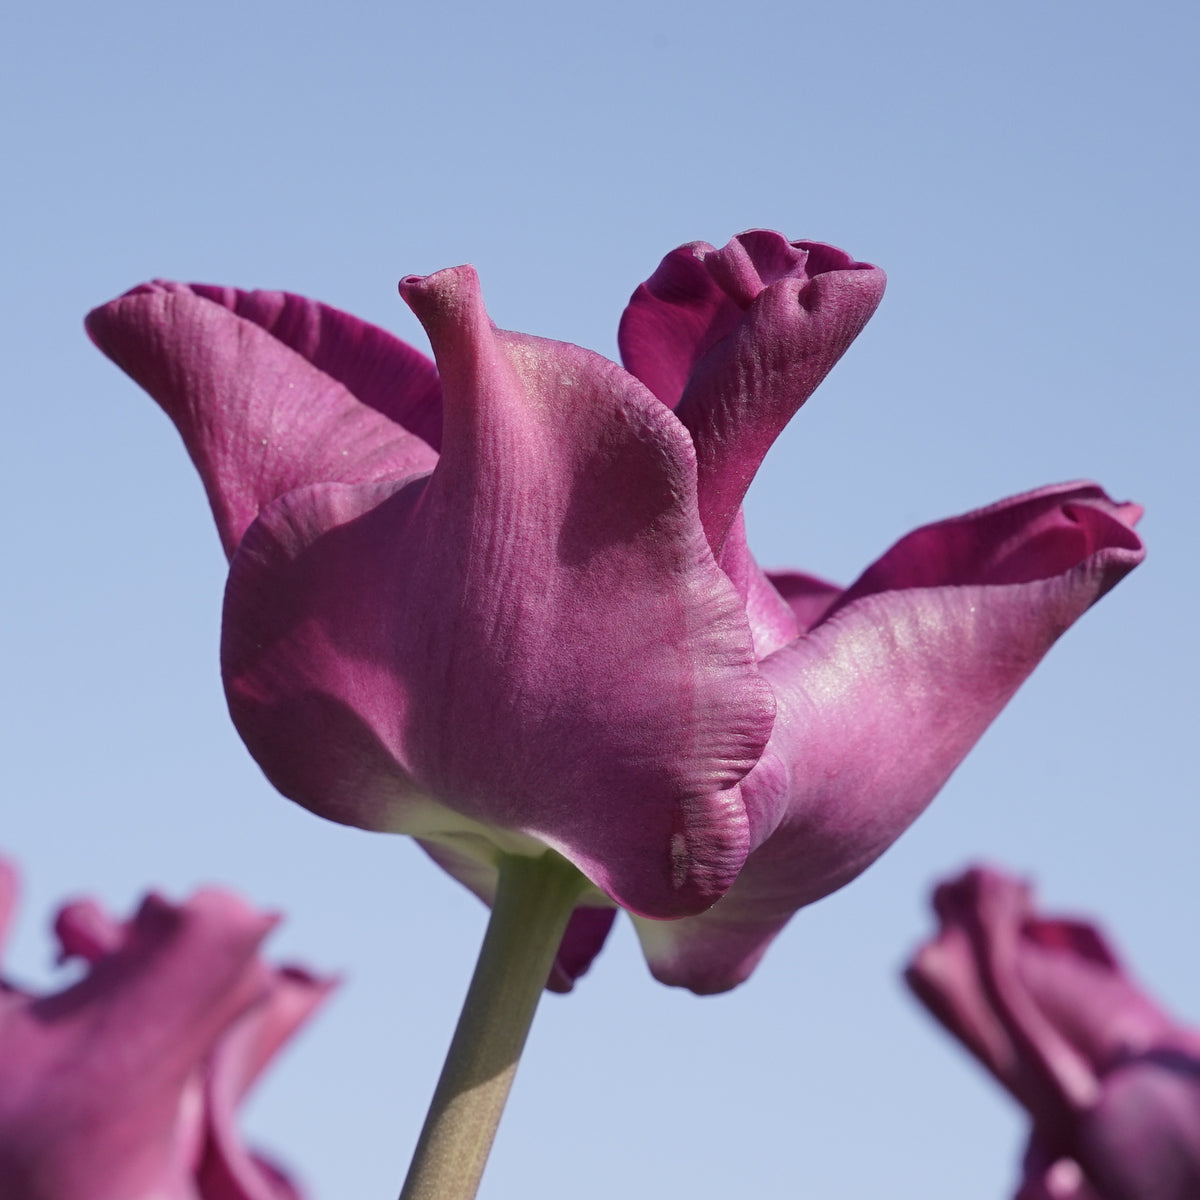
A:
[[2, 1, 1197, 1196]]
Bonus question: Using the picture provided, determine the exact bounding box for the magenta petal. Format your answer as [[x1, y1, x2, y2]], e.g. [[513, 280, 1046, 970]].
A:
[[186, 283, 444, 451], [826, 483, 1144, 610], [618, 231, 885, 553], [909, 870, 1105, 1133], [546, 907, 620, 993], [767, 569, 843, 634], [618, 237, 744, 409], [196, 965, 335, 1200], [86, 283, 438, 558], [634, 484, 1144, 992], [618, 231, 823, 409], [717, 513, 802, 659], [222, 265, 775, 918], [1016, 920, 1185, 1071]]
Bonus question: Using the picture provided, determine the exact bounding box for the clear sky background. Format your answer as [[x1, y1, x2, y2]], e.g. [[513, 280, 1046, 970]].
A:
[[2, 1, 1196, 1196]]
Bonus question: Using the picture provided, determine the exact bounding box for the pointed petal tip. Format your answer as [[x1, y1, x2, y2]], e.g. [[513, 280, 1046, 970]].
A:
[[398, 266, 490, 364], [85, 279, 194, 335], [926, 866, 1039, 945], [398, 264, 479, 308], [790, 237, 884, 276]]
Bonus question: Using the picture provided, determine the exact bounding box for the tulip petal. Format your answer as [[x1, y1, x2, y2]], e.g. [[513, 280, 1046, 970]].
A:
[[618, 231, 885, 554], [546, 907, 620, 993], [907, 870, 1103, 1139], [185, 283, 444, 451], [634, 484, 1144, 992], [718, 513, 801, 659], [618, 236, 753, 409], [222, 265, 775, 919], [906, 901, 1024, 1086], [913, 879, 1184, 1100], [1016, 919, 1188, 1069], [619, 231, 836, 409], [196, 964, 335, 1200], [86, 283, 438, 558], [767, 569, 843, 634]]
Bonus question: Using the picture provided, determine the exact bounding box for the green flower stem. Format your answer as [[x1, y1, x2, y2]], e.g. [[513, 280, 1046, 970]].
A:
[[398, 851, 588, 1200]]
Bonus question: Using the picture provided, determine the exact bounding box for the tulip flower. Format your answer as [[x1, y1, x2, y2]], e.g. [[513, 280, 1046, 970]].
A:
[[86, 231, 1144, 999], [0, 853, 333, 1200], [907, 866, 1200, 1200]]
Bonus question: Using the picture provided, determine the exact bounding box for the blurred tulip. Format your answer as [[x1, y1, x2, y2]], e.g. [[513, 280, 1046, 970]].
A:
[[908, 865, 1200, 1200], [0, 854, 333, 1200]]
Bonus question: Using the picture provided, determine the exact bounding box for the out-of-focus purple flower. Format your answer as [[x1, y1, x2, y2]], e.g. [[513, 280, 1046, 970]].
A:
[[907, 866, 1200, 1200], [0, 854, 333, 1200], [86, 230, 1143, 993]]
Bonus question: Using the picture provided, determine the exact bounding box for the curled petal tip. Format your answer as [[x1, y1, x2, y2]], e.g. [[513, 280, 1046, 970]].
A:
[[619, 228, 885, 552], [398, 267, 493, 392], [635, 480, 1143, 993], [398, 265, 481, 315]]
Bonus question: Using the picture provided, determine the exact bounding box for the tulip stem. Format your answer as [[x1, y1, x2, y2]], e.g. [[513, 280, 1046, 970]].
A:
[[398, 850, 587, 1200]]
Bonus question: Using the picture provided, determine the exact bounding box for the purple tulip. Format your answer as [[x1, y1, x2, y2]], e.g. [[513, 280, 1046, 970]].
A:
[[0, 854, 333, 1199], [87, 230, 1144, 993], [907, 866, 1200, 1200]]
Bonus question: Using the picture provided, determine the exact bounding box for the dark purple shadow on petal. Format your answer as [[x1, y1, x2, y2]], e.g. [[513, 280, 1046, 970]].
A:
[[547, 908, 618, 993]]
